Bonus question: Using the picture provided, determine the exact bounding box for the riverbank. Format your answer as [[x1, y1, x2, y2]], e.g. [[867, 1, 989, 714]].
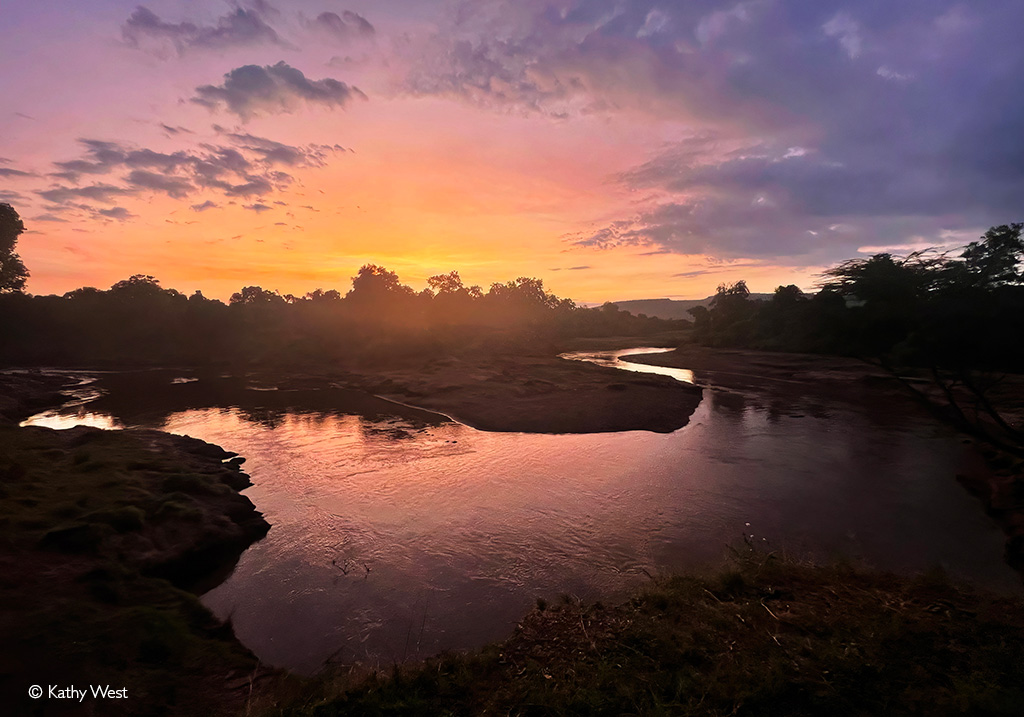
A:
[[0, 371, 75, 425], [354, 351, 703, 434], [14, 354, 704, 437], [620, 344, 906, 402], [0, 420, 271, 715], [256, 548, 1024, 716]]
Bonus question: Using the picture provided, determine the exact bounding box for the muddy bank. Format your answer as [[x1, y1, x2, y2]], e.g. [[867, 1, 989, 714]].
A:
[[0, 371, 78, 424], [0, 423, 271, 715], [30, 351, 704, 435], [620, 344, 907, 401], [82, 369, 451, 434], [355, 353, 703, 434]]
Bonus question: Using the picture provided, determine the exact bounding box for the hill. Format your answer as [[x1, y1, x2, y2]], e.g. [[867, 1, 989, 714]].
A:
[[610, 294, 772, 320]]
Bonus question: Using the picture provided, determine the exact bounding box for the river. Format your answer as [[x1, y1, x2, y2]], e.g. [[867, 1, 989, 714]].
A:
[[20, 349, 1017, 673]]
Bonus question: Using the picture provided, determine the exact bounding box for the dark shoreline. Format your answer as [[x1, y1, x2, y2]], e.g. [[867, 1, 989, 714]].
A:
[[0, 372, 274, 715], [359, 352, 703, 434], [6, 347, 705, 436]]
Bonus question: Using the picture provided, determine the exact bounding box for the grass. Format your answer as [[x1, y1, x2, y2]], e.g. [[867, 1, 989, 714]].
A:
[[0, 424, 267, 716], [255, 544, 1024, 716]]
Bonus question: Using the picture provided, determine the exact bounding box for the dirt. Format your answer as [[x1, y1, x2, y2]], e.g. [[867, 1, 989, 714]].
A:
[[357, 352, 704, 434]]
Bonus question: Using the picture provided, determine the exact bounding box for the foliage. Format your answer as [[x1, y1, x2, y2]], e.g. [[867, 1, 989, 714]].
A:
[[230, 285, 285, 305], [686, 223, 1024, 373], [0, 261, 681, 369], [0, 202, 29, 293]]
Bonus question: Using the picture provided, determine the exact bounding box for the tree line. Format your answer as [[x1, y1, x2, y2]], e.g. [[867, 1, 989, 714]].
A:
[[687, 223, 1024, 374], [0, 204, 677, 367], [3, 201, 1022, 376]]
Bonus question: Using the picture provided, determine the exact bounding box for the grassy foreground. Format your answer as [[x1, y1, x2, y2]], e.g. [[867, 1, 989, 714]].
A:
[[0, 423, 270, 716], [257, 545, 1024, 717]]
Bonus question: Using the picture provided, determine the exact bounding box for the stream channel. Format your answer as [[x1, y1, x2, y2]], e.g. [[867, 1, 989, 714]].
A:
[[21, 348, 1016, 673]]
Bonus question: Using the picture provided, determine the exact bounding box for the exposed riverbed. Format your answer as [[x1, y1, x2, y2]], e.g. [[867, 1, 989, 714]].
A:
[[20, 349, 1018, 674]]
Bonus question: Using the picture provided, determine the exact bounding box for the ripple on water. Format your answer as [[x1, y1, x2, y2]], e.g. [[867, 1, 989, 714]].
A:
[[17, 351, 1018, 672]]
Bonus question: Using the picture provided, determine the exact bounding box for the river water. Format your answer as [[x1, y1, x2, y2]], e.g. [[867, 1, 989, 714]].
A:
[[20, 350, 1018, 673]]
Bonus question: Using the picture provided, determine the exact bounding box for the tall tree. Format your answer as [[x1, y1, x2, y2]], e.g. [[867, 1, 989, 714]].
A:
[[959, 223, 1024, 289], [0, 203, 29, 293]]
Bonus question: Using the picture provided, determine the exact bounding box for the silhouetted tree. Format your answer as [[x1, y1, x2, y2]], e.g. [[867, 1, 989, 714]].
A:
[[230, 286, 285, 305], [958, 223, 1024, 289], [0, 258, 683, 367], [427, 271, 465, 295], [772, 284, 806, 305], [304, 288, 342, 303], [0, 203, 29, 293], [702, 281, 754, 345], [347, 264, 413, 302], [109, 275, 181, 303]]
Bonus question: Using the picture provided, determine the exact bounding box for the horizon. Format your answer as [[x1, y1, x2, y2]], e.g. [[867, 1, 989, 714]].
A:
[[2, 1, 1021, 303]]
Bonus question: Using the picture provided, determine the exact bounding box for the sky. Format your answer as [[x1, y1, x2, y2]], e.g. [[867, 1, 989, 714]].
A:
[[2, 0, 1022, 303]]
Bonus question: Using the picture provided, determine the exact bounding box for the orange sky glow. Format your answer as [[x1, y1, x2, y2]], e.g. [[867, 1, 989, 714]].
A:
[[3, 1, 1006, 304]]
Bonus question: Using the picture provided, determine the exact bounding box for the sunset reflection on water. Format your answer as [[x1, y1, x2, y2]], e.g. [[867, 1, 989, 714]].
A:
[[18, 354, 1017, 673], [560, 347, 697, 384]]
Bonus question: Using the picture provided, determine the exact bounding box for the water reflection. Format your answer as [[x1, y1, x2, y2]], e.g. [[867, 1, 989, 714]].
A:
[[22, 369, 447, 439], [17, 354, 1018, 674], [560, 347, 696, 384], [23, 409, 120, 431]]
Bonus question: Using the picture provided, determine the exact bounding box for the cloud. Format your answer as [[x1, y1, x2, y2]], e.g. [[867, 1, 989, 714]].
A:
[[38, 184, 136, 204], [192, 62, 366, 120], [550, 265, 591, 271], [822, 13, 863, 59], [225, 177, 274, 197], [218, 130, 347, 167], [31, 213, 70, 223], [431, 0, 1016, 263], [52, 139, 136, 180], [125, 170, 194, 198], [40, 132, 344, 215], [160, 123, 194, 135], [244, 203, 272, 213], [122, 5, 284, 56], [0, 167, 35, 178], [672, 262, 762, 279], [399, 1, 769, 117], [97, 207, 136, 221], [308, 11, 375, 42]]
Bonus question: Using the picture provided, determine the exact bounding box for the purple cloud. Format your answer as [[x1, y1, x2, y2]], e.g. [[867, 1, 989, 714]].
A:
[[309, 11, 375, 42], [192, 62, 366, 120], [122, 5, 284, 56], [39, 131, 345, 215], [415, 0, 1021, 262]]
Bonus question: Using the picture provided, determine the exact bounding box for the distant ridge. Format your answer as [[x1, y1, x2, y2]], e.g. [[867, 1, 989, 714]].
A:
[[609, 295, 773, 320]]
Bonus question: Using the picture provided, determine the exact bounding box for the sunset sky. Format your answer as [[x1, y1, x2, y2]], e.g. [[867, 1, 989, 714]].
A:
[[2, 1, 1021, 303]]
